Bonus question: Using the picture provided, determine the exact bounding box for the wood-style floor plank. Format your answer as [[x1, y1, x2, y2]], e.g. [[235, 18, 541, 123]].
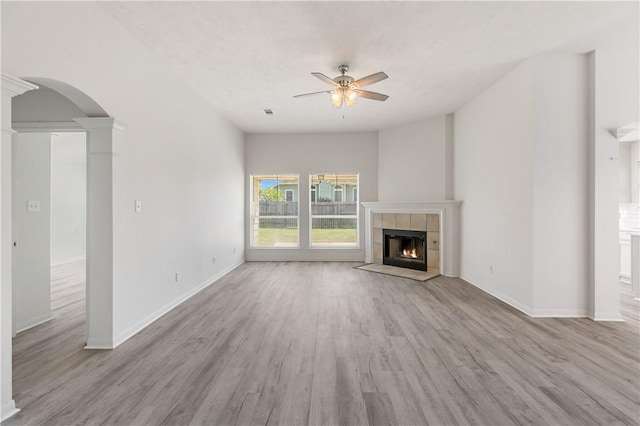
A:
[[4, 261, 640, 425]]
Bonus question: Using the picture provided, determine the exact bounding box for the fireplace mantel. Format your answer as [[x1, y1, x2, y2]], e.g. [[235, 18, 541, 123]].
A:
[[361, 201, 462, 277]]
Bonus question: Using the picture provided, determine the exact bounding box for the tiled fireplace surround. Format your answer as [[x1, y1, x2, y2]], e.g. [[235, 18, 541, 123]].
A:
[[361, 201, 462, 277]]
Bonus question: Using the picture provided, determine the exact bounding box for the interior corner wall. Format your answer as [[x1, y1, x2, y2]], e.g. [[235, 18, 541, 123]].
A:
[[12, 132, 53, 333], [531, 54, 589, 316], [244, 132, 378, 261], [589, 48, 640, 320], [454, 60, 535, 314], [378, 116, 448, 202], [2, 1, 245, 345], [50, 133, 86, 266]]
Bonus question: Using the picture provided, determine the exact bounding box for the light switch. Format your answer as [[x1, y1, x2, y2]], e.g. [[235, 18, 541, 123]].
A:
[[135, 200, 142, 213], [27, 200, 40, 213]]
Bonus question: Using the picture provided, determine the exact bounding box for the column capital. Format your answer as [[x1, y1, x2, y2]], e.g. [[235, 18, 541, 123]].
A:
[[1, 74, 38, 98], [73, 117, 127, 132]]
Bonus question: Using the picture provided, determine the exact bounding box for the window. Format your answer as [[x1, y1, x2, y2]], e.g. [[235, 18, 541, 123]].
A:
[[334, 185, 343, 202], [250, 174, 299, 247], [309, 174, 358, 247]]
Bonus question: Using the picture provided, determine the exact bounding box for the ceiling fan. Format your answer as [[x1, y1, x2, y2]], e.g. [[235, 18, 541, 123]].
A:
[[294, 65, 389, 107]]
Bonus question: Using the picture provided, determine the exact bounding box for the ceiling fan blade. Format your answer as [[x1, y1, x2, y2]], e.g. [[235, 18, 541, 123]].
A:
[[311, 72, 338, 86], [355, 90, 389, 101], [353, 71, 388, 88], [293, 90, 331, 98]]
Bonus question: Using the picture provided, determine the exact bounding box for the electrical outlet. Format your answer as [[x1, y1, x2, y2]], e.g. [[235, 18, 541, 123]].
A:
[[175, 272, 179, 283], [233, 247, 236, 254], [212, 256, 216, 264], [489, 265, 494, 274], [135, 200, 142, 213], [27, 200, 40, 213]]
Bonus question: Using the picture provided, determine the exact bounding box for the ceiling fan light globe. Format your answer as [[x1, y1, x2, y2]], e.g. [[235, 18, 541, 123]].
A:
[[330, 91, 343, 107]]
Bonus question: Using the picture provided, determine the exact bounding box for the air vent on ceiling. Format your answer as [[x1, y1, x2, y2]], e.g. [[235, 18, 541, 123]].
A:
[[264, 109, 274, 116]]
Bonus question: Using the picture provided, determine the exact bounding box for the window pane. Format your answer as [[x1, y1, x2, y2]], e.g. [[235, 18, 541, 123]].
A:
[[310, 174, 358, 247], [251, 174, 298, 247]]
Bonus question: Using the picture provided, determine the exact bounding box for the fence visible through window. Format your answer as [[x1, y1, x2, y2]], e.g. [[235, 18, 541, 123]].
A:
[[250, 174, 299, 247], [309, 173, 359, 247]]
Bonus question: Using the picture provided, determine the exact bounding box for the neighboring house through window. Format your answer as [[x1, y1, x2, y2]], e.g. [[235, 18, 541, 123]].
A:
[[334, 185, 343, 202], [250, 174, 299, 248], [309, 173, 359, 248]]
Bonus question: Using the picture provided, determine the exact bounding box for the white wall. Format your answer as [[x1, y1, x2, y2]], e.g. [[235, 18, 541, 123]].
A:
[[531, 54, 589, 316], [454, 60, 535, 312], [378, 116, 449, 201], [2, 2, 245, 346], [632, 141, 639, 204], [245, 132, 378, 261], [619, 143, 632, 203], [455, 51, 638, 318], [12, 133, 53, 333], [50, 133, 86, 265], [620, 141, 639, 204]]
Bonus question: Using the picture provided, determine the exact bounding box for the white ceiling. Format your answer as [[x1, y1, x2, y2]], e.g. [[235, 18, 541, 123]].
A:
[[100, 1, 639, 134]]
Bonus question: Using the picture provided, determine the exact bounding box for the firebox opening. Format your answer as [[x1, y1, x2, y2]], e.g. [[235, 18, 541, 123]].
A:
[[383, 229, 427, 271]]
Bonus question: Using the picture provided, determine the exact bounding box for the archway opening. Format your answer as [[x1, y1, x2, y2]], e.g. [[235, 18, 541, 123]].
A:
[[2, 75, 118, 420]]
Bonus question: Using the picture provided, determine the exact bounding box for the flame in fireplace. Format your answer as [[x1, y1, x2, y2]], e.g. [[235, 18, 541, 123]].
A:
[[403, 248, 418, 258]]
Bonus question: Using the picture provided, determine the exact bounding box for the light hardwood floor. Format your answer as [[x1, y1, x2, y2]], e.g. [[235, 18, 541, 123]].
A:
[[4, 261, 640, 425]]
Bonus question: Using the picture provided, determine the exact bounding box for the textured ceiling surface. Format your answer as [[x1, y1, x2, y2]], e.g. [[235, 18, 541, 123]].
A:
[[101, 1, 639, 133]]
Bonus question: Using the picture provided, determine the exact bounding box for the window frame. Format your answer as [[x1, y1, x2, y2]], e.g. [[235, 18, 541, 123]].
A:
[[308, 173, 360, 249], [250, 174, 300, 249]]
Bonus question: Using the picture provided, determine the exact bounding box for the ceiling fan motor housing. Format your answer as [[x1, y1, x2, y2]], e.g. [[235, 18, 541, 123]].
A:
[[334, 75, 355, 88], [335, 65, 355, 88]]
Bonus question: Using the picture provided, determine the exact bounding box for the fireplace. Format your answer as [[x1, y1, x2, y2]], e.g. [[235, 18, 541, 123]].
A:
[[383, 229, 427, 271]]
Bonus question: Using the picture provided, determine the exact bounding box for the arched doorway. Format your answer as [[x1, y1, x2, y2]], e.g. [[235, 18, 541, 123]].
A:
[[1, 74, 122, 420]]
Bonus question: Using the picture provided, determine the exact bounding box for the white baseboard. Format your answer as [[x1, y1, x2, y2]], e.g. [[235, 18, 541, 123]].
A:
[[619, 274, 631, 284], [50, 256, 86, 267], [588, 312, 625, 322], [1, 400, 20, 422], [84, 338, 115, 350], [112, 259, 245, 349], [531, 308, 588, 318], [459, 275, 534, 316], [459, 276, 595, 318], [15, 312, 55, 334]]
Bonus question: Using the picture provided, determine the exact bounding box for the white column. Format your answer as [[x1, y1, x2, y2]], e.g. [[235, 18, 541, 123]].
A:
[[588, 51, 626, 321], [1, 74, 38, 421], [73, 117, 124, 349]]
